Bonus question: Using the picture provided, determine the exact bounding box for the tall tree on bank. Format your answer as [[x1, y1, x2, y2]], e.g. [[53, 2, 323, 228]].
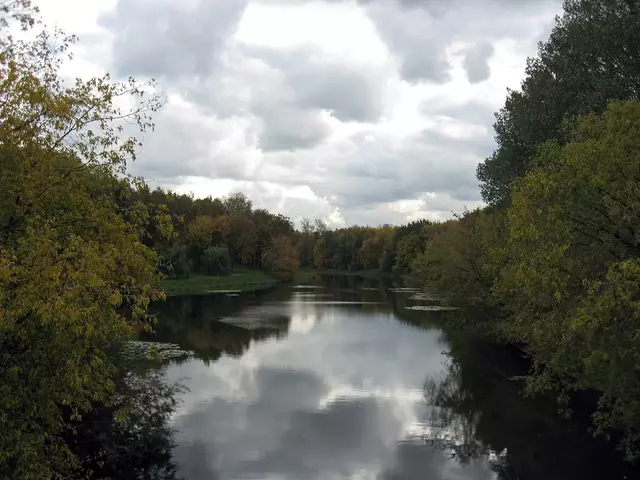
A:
[[477, 0, 640, 206], [0, 2, 165, 477], [497, 101, 640, 459]]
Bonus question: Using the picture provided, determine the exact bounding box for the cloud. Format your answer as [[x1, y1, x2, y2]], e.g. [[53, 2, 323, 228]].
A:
[[421, 98, 497, 129], [462, 41, 495, 83], [245, 45, 387, 123], [313, 125, 491, 208], [98, 0, 249, 79], [236, 44, 390, 151], [360, 0, 561, 84], [364, 4, 452, 84], [75, 0, 564, 225], [128, 99, 256, 184], [256, 107, 331, 152], [131, 95, 494, 226]]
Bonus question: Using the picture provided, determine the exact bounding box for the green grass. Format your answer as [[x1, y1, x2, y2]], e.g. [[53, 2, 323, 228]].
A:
[[162, 269, 278, 296]]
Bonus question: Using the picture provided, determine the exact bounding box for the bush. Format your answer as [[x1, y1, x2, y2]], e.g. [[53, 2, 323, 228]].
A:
[[167, 245, 193, 278], [200, 246, 232, 276]]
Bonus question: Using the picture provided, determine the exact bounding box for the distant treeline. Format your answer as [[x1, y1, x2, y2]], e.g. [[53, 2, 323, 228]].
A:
[[126, 186, 434, 281]]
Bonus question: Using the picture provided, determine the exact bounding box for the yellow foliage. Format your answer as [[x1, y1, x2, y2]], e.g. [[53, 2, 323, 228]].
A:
[[0, 4, 164, 477]]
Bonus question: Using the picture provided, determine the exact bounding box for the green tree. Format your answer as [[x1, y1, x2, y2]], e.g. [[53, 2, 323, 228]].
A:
[[412, 210, 506, 310], [0, 3, 164, 476], [185, 215, 217, 251], [226, 214, 257, 266], [313, 236, 329, 268], [200, 246, 232, 276], [498, 100, 640, 459], [393, 232, 423, 275], [359, 234, 385, 270], [166, 245, 193, 279], [223, 192, 252, 217], [477, 0, 640, 206], [297, 218, 316, 268]]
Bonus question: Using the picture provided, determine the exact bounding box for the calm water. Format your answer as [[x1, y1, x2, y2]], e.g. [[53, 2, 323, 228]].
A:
[[140, 275, 637, 480]]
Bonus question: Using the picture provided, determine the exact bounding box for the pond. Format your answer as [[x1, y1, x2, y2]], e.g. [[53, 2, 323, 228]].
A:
[[138, 275, 637, 480]]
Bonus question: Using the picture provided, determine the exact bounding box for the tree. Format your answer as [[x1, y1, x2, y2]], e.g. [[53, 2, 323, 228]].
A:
[[296, 218, 316, 268], [166, 245, 193, 278], [411, 210, 506, 310], [262, 236, 300, 281], [194, 195, 225, 218], [359, 235, 384, 270], [314, 218, 328, 234], [313, 236, 329, 268], [477, 0, 640, 206], [185, 215, 227, 251], [377, 227, 397, 274], [300, 218, 313, 235], [226, 214, 257, 266], [0, 3, 164, 476], [498, 100, 640, 459], [393, 232, 423, 275], [223, 192, 252, 217], [200, 246, 232, 276]]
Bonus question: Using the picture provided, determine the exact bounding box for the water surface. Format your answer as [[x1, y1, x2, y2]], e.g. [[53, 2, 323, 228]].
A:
[[142, 275, 636, 480]]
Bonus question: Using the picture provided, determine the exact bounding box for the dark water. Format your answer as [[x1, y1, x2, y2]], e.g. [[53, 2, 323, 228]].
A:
[[139, 275, 638, 480]]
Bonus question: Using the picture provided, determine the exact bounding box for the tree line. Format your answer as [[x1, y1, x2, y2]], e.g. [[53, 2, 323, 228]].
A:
[[129, 188, 300, 280], [124, 184, 433, 281]]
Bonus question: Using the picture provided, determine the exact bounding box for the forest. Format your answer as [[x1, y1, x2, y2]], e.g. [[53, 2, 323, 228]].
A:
[[132, 183, 431, 281], [3, 0, 640, 476]]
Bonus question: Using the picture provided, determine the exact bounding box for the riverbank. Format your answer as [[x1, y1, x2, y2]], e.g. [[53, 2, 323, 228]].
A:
[[162, 269, 319, 296]]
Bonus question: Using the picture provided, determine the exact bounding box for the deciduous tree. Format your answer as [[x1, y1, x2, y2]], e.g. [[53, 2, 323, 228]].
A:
[[477, 0, 640, 206], [0, 3, 164, 476]]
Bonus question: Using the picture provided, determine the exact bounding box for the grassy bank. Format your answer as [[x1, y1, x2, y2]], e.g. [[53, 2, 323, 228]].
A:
[[162, 269, 320, 296], [162, 270, 278, 296]]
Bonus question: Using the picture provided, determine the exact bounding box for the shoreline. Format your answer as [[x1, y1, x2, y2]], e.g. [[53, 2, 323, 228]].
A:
[[162, 269, 319, 296]]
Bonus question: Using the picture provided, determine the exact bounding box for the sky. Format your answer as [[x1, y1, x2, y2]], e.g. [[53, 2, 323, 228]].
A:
[[35, 0, 562, 227]]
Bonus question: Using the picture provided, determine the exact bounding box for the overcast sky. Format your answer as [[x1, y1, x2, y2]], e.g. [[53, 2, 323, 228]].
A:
[[36, 0, 562, 227]]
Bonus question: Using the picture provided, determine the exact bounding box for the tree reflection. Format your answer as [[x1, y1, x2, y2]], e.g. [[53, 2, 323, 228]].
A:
[[144, 294, 291, 363], [421, 336, 638, 480], [63, 363, 184, 480], [423, 362, 487, 465]]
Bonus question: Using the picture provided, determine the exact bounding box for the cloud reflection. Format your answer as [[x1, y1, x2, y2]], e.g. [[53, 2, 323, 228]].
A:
[[164, 295, 499, 479]]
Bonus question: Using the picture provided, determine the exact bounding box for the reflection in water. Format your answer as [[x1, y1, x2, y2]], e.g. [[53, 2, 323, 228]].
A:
[[135, 275, 638, 480], [421, 335, 639, 480], [424, 363, 487, 466], [66, 355, 183, 479]]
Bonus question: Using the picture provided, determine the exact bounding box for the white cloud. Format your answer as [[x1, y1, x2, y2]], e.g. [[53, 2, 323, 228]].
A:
[[163, 295, 500, 479], [33, 0, 563, 226]]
